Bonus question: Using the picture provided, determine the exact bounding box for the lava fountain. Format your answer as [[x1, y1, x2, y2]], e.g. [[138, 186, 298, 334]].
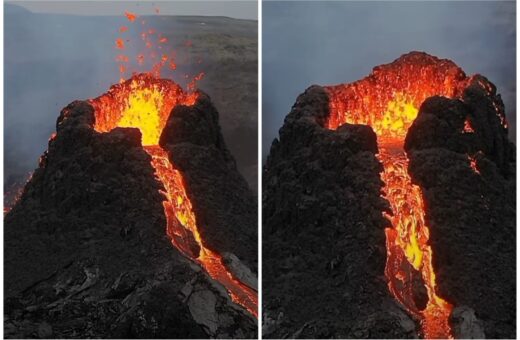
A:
[[324, 52, 495, 338], [89, 74, 258, 318]]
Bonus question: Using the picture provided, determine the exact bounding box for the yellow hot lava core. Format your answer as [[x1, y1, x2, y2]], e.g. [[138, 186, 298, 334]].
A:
[[117, 86, 164, 145]]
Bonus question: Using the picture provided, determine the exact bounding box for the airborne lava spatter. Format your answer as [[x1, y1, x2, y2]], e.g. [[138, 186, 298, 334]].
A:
[[114, 9, 203, 84], [90, 74, 258, 318], [325, 52, 478, 339]]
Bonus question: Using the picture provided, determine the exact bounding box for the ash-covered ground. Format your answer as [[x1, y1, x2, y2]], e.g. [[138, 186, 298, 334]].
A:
[[263, 79, 515, 338], [4, 93, 257, 337], [5, 4, 258, 195]]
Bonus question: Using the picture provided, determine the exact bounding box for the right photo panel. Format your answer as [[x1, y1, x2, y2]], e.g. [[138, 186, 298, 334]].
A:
[[262, 1, 516, 339]]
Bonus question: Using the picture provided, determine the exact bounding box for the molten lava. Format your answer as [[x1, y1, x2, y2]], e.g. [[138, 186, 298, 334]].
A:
[[468, 155, 480, 175], [90, 74, 257, 318], [378, 139, 452, 339], [92, 74, 196, 146], [325, 52, 477, 338], [463, 118, 475, 133]]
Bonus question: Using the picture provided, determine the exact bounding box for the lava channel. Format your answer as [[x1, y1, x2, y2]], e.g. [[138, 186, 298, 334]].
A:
[[90, 74, 258, 318], [324, 52, 478, 339], [378, 138, 452, 339]]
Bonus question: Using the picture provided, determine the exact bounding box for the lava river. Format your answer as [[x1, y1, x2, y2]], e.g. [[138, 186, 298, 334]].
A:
[[90, 74, 257, 318], [323, 53, 477, 338], [378, 138, 452, 339], [326, 100, 453, 338]]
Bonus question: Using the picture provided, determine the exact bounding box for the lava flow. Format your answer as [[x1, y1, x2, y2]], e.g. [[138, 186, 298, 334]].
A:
[[90, 74, 257, 318], [324, 53, 476, 338]]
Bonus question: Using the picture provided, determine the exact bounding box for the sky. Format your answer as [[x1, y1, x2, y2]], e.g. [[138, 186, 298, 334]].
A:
[[263, 1, 516, 160], [8, 0, 258, 19]]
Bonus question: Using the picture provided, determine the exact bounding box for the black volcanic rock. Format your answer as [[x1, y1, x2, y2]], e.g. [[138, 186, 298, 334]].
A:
[[160, 92, 258, 271], [263, 86, 417, 339], [4, 97, 257, 338], [265, 53, 515, 339], [405, 76, 516, 339]]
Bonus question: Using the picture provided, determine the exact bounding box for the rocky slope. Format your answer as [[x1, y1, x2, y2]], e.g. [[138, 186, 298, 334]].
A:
[[263, 86, 417, 339], [161, 93, 257, 271], [405, 76, 516, 339], [5, 95, 257, 338]]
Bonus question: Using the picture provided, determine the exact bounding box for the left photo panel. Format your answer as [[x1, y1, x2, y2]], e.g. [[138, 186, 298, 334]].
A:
[[4, 1, 258, 338]]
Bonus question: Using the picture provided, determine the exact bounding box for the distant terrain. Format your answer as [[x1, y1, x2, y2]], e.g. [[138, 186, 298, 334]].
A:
[[5, 4, 258, 193]]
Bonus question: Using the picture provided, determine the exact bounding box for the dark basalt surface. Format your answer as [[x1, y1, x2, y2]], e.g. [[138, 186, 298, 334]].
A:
[[264, 75, 516, 339], [160, 92, 258, 271], [4, 97, 257, 338], [263, 86, 417, 339], [405, 76, 516, 339]]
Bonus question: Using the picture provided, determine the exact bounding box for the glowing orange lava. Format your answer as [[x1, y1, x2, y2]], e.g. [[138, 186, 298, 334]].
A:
[[90, 74, 257, 317], [468, 155, 480, 175], [114, 9, 203, 83], [325, 53, 474, 339], [125, 11, 137, 22], [4, 172, 33, 215], [379, 139, 452, 339], [463, 118, 475, 133]]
